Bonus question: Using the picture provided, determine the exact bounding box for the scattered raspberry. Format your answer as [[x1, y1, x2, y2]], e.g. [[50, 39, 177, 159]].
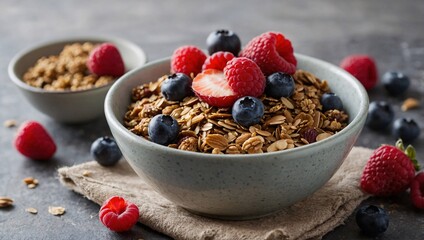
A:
[[171, 45, 207, 77], [99, 196, 139, 232], [87, 43, 125, 77], [240, 32, 297, 75], [192, 69, 239, 108], [410, 172, 424, 209], [360, 141, 416, 196], [202, 51, 235, 71], [14, 121, 56, 160], [339, 54, 378, 90], [224, 57, 265, 98]]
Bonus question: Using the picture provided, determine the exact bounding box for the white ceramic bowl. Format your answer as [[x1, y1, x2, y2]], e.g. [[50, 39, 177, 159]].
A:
[[105, 54, 368, 219], [8, 36, 147, 124]]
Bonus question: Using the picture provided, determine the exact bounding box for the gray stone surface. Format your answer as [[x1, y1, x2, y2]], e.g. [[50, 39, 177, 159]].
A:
[[0, 0, 423, 239]]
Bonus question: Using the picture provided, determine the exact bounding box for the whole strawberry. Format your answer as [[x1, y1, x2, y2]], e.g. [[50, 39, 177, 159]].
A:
[[87, 43, 125, 77], [360, 140, 418, 196], [14, 121, 57, 160], [340, 54, 378, 90]]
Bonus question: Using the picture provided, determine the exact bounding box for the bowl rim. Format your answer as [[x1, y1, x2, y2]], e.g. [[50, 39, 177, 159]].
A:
[[8, 35, 147, 95], [105, 53, 369, 160]]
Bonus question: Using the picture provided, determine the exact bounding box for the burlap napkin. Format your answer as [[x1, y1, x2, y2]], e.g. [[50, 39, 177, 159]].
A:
[[58, 146, 373, 240]]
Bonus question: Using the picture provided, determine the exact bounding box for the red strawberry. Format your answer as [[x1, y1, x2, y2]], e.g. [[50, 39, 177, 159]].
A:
[[224, 57, 265, 98], [340, 54, 378, 90], [202, 51, 235, 71], [87, 43, 125, 77], [192, 69, 239, 108], [240, 31, 297, 75], [14, 121, 56, 160], [360, 141, 416, 196], [410, 172, 424, 209], [171, 45, 207, 77], [99, 196, 139, 232]]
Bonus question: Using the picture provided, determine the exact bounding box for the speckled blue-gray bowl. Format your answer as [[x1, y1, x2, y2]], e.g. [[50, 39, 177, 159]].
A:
[[8, 36, 147, 123], [105, 54, 368, 220]]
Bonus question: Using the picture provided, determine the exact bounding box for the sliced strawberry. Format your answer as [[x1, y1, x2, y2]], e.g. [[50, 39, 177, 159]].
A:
[[192, 69, 239, 108]]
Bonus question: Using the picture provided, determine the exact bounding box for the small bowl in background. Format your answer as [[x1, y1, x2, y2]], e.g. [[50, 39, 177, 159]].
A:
[[8, 36, 147, 124]]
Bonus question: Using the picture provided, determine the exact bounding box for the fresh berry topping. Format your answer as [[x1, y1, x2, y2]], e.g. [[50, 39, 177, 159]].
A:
[[161, 73, 192, 101], [410, 172, 424, 209], [355, 205, 389, 237], [90, 136, 122, 166], [360, 141, 416, 196], [202, 51, 235, 71], [321, 93, 343, 112], [87, 43, 125, 77], [192, 69, 239, 108], [366, 101, 394, 130], [339, 54, 378, 91], [240, 32, 297, 75], [392, 118, 420, 143], [224, 57, 265, 98], [265, 72, 295, 99], [148, 114, 179, 146], [99, 196, 139, 232], [300, 128, 318, 144], [382, 71, 410, 96], [232, 96, 264, 128], [206, 29, 241, 56], [14, 121, 56, 160], [171, 45, 207, 77]]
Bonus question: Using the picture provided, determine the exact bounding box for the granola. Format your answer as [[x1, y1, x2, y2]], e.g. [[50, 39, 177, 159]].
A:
[[124, 70, 349, 154], [23, 43, 114, 91]]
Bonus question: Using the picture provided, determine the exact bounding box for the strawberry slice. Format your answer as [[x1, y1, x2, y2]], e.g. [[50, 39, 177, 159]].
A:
[[192, 69, 239, 108]]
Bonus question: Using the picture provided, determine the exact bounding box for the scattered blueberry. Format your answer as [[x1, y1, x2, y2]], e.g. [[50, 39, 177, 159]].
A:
[[392, 118, 420, 143], [161, 73, 192, 101], [382, 71, 410, 96], [206, 29, 241, 56], [366, 101, 394, 130], [148, 114, 179, 146], [265, 72, 295, 99], [232, 96, 264, 127], [355, 205, 389, 237], [91, 136, 122, 166], [321, 93, 343, 111]]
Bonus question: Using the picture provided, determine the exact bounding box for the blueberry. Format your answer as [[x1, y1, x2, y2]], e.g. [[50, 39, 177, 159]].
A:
[[392, 118, 420, 143], [206, 29, 241, 56], [161, 73, 192, 101], [148, 114, 179, 146], [356, 205, 389, 237], [232, 96, 264, 128], [265, 72, 295, 99], [366, 101, 394, 130], [321, 93, 343, 111], [90, 136, 122, 166], [382, 71, 410, 96]]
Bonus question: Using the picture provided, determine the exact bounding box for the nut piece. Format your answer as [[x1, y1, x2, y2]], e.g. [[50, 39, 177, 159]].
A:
[[23, 177, 39, 189], [401, 98, 420, 111], [316, 132, 332, 142], [26, 207, 38, 214], [0, 197, 14, 208], [82, 170, 92, 177], [242, 136, 265, 154], [3, 119, 17, 128], [48, 206, 66, 216], [205, 134, 228, 151]]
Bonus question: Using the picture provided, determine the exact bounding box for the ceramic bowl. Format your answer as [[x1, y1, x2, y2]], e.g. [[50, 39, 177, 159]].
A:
[[105, 54, 368, 219], [8, 36, 147, 124]]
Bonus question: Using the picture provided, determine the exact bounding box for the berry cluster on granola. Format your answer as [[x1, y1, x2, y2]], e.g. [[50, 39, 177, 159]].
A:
[[124, 30, 349, 154]]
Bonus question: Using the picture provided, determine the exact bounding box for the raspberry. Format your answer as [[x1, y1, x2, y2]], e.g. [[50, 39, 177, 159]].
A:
[[360, 142, 416, 196], [240, 32, 297, 75], [410, 172, 424, 209], [202, 51, 235, 71], [87, 43, 125, 77], [171, 45, 207, 77], [224, 57, 265, 98], [339, 54, 378, 90], [14, 121, 56, 160], [99, 196, 139, 232]]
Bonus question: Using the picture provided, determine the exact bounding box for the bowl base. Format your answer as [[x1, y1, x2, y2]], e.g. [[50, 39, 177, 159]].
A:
[[181, 207, 283, 221]]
